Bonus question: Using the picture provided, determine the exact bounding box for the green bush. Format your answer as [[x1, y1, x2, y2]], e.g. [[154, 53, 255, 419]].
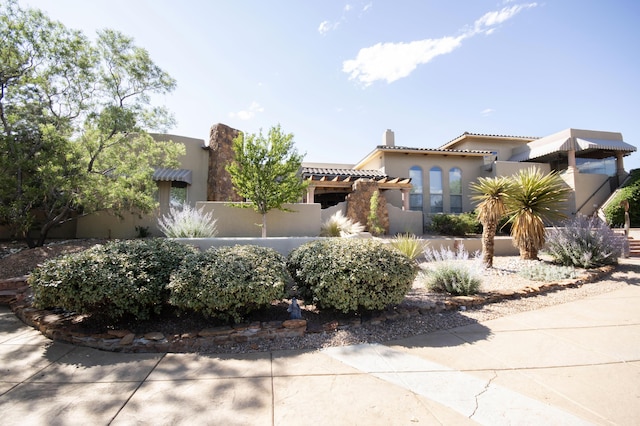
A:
[[603, 169, 640, 227], [517, 262, 576, 281], [158, 203, 218, 238], [421, 263, 481, 296], [30, 239, 198, 320], [287, 239, 417, 313], [428, 212, 481, 236], [544, 215, 623, 268], [168, 245, 288, 323]]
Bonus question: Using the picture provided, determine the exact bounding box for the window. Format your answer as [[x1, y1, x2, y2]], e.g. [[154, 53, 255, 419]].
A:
[[430, 167, 443, 213], [449, 167, 462, 213], [170, 182, 187, 208], [409, 166, 423, 211]]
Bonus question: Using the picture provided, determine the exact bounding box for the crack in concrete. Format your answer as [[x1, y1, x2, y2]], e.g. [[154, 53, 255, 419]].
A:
[[470, 370, 498, 420]]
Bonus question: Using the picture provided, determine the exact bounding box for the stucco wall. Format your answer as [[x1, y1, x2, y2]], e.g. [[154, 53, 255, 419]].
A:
[[195, 202, 321, 237], [569, 172, 610, 216]]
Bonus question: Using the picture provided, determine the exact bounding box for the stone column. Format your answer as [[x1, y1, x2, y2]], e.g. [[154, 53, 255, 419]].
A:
[[207, 123, 243, 202], [567, 148, 577, 172], [616, 152, 625, 177]]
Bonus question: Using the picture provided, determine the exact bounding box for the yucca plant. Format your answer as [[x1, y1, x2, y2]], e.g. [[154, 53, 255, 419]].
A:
[[390, 233, 428, 262], [320, 210, 365, 237], [470, 176, 513, 268], [158, 204, 218, 238], [506, 167, 571, 260]]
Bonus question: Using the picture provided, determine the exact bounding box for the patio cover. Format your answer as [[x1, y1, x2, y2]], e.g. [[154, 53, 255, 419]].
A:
[[153, 168, 193, 185], [575, 138, 636, 153], [508, 137, 573, 162]]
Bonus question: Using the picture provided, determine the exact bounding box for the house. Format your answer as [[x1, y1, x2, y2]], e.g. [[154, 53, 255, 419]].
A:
[[71, 124, 635, 239]]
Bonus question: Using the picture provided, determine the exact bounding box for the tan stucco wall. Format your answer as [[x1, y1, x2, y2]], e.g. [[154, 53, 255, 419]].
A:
[[493, 161, 550, 177], [195, 202, 321, 237], [447, 137, 530, 161]]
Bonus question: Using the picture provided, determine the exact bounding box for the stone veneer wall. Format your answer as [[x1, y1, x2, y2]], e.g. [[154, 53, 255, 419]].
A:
[[207, 123, 243, 201], [346, 179, 390, 234]]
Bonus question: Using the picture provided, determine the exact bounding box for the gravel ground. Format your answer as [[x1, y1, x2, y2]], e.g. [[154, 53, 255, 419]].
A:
[[2, 239, 638, 354]]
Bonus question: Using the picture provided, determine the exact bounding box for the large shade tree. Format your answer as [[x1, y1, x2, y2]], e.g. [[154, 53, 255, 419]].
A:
[[507, 167, 571, 260], [470, 176, 513, 268], [226, 124, 307, 237], [0, 0, 182, 247]]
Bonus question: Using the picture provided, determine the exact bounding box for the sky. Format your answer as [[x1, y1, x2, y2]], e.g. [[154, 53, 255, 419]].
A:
[[17, 0, 640, 170]]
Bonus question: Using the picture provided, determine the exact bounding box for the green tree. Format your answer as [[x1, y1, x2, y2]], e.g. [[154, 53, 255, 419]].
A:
[[0, 1, 182, 247], [507, 167, 571, 260], [226, 124, 307, 237], [470, 176, 513, 268]]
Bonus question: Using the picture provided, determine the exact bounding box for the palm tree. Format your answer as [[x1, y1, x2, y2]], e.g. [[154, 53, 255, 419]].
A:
[[507, 167, 571, 260], [470, 176, 513, 268]]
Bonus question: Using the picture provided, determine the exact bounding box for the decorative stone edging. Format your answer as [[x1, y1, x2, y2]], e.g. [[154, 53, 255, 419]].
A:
[[2, 265, 614, 353]]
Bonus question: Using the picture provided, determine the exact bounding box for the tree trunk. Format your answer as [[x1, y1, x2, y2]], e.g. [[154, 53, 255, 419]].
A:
[[519, 243, 538, 260], [261, 213, 267, 238], [481, 221, 497, 268]]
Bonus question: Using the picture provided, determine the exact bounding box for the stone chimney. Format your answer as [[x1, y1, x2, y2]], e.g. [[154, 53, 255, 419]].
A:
[[207, 123, 243, 202], [383, 129, 395, 147]]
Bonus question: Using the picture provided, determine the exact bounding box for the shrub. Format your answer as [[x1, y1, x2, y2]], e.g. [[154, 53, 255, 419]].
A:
[[544, 215, 623, 268], [158, 204, 218, 238], [30, 239, 198, 320], [517, 262, 576, 281], [287, 239, 417, 313], [603, 169, 640, 227], [367, 190, 385, 236], [421, 244, 481, 295], [390, 233, 428, 262], [320, 211, 365, 237], [428, 212, 481, 236], [168, 245, 288, 323], [421, 263, 481, 296]]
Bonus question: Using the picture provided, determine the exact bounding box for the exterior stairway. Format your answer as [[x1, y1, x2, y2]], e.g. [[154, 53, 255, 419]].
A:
[[628, 237, 640, 258]]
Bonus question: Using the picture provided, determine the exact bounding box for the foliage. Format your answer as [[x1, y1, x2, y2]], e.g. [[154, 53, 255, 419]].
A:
[[603, 169, 640, 227], [287, 239, 417, 313], [423, 244, 479, 263], [428, 212, 481, 236], [367, 190, 385, 235], [470, 176, 513, 267], [320, 210, 365, 237], [135, 226, 151, 238], [421, 264, 481, 296], [29, 239, 197, 320], [543, 214, 623, 268], [0, 1, 181, 247], [506, 167, 571, 260], [158, 204, 218, 238], [517, 262, 577, 281], [226, 124, 307, 237], [168, 245, 288, 323], [390, 233, 428, 262]]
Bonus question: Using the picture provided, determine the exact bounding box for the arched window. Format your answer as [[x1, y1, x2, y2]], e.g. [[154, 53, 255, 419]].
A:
[[409, 166, 423, 211], [449, 167, 462, 213], [430, 167, 443, 213]]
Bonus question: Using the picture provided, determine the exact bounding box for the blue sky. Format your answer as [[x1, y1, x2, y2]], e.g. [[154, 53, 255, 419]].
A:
[[19, 0, 640, 170]]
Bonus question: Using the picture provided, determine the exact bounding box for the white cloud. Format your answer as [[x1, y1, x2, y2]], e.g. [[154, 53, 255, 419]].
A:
[[344, 4, 352, 12], [229, 101, 264, 121], [344, 2, 536, 85], [362, 2, 372, 13], [343, 36, 465, 85], [481, 108, 495, 116]]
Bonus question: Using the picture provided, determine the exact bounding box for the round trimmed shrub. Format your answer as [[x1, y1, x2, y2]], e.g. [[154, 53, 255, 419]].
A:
[[287, 239, 418, 313], [30, 239, 198, 320], [168, 245, 288, 323]]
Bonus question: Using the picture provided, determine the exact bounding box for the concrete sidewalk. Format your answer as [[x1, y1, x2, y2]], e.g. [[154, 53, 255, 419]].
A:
[[1, 269, 639, 425]]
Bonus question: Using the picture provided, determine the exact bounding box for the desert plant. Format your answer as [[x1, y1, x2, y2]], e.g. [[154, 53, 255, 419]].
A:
[[320, 211, 365, 237], [390, 233, 428, 262], [470, 176, 513, 268], [507, 167, 571, 260], [517, 262, 577, 281], [543, 214, 623, 268], [168, 245, 288, 323], [30, 239, 198, 320], [422, 263, 481, 296], [158, 204, 218, 238], [423, 243, 480, 263], [287, 238, 417, 313], [367, 190, 385, 235], [428, 212, 481, 236]]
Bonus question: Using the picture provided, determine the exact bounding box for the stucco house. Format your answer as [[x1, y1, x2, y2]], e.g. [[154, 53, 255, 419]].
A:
[[72, 123, 635, 239]]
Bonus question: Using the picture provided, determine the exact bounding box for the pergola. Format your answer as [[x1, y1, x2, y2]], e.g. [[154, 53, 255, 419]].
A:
[[301, 167, 412, 210]]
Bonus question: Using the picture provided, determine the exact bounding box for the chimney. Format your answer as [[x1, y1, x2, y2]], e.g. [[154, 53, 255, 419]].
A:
[[383, 129, 395, 147]]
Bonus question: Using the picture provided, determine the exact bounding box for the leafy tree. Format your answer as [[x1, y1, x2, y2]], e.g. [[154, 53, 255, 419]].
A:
[[470, 176, 513, 268], [0, 0, 182, 247], [226, 124, 307, 237], [506, 167, 571, 260], [603, 169, 640, 227]]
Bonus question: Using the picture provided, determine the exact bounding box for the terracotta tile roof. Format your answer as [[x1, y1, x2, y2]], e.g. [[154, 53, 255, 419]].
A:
[[439, 132, 539, 149], [377, 145, 493, 155], [301, 167, 387, 179]]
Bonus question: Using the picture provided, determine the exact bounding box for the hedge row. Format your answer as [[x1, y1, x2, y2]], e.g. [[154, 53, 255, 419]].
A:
[[30, 238, 418, 322]]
